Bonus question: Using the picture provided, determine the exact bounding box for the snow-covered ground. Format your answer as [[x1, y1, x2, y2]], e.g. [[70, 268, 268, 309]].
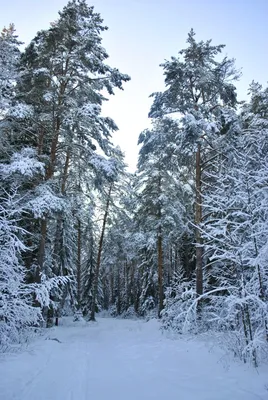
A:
[[0, 317, 267, 400]]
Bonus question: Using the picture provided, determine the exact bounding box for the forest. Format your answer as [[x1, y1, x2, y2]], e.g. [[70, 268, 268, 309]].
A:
[[1, 0, 268, 368]]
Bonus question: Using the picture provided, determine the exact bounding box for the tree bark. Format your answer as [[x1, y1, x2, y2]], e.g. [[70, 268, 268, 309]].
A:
[[77, 218, 82, 310], [37, 218, 47, 283], [90, 184, 113, 321], [61, 148, 70, 194], [38, 126, 45, 156], [36, 116, 62, 282], [158, 232, 164, 317], [116, 264, 121, 315], [46, 125, 60, 180], [195, 144, 203, 296], [157, 174, 164, 318]]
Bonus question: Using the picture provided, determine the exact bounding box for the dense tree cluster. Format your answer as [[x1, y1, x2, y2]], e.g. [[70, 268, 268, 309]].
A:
[[0, 0, 130, 344], [1, 2, 268, 366]]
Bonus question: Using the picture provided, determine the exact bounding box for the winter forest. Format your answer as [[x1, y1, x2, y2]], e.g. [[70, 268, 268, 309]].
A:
[[1, 0, 268, 373]]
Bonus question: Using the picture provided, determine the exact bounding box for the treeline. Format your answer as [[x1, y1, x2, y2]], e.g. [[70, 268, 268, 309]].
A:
[[1, 1, 268, 366]]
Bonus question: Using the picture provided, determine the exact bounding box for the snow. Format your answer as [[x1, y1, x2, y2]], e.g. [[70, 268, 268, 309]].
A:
[[0, 317, 267, 400], [0, 148, 44, 180]]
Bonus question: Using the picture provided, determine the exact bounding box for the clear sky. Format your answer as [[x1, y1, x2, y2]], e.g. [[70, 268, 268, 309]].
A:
[[1, 0, 267, 170]]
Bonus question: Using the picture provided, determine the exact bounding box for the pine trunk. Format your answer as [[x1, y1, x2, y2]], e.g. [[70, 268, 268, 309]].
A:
[[36, 118, 62, 283], [37, 218, 47, 283], [61, 148, 70, 194], [195, 144, 203, 296], [117, 264, 121, 315], [77, 218, 82, 310], [90, 184, 113, 321], [158, 232, 164, 318], [157, 173, 164, 318]]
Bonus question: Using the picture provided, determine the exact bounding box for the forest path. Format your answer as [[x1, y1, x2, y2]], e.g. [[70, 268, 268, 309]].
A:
[[0, 317, 267, 400]]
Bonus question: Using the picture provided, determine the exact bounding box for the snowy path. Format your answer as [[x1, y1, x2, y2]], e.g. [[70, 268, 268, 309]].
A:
[[0, 318, 267, 400]]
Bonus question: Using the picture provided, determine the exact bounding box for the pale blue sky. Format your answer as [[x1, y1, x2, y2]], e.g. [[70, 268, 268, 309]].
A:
[[1, 0, 267, 169]]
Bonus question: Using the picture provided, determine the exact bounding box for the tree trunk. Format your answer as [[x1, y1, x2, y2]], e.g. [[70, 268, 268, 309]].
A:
[[61, 148, 70, 194], [37, 218, 47, 283], [36, 119, 62, 283], [90, 184, 113, 321], [157, 173, 164, 318], [195, 144, 203, 296], [46, 117, 61, 180], [77, 218, 82, 310], [38, 126, 45, 156], [158, 232, 164, 318], [125, 261, 130, 311], [53, 216, 63, 275], [116, 264, 121, 315]]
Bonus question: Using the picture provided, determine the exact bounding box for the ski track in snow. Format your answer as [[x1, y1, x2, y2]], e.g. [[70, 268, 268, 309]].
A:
[[0, 317, 267, 400]]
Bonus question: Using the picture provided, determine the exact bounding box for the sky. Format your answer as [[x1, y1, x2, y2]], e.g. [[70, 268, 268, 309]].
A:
[[0, 0, 268, 170]]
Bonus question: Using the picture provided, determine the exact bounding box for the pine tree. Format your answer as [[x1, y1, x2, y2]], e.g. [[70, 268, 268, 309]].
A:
[[136, 118, 190, 317], [0, 24, 21, 112], [149, 29, 239, 298], [14, 0, 130, 321]]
